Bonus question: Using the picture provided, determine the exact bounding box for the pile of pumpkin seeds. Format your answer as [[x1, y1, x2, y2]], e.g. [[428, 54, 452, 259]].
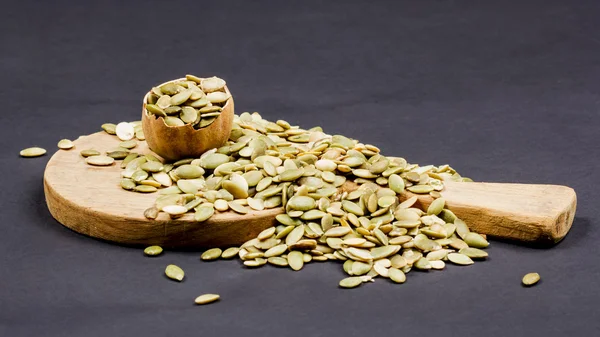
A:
[[94, 111, 490, 288], [145, 75, 230, 129]]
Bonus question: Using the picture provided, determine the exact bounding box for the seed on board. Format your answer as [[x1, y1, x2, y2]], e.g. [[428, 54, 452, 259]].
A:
[[86, 155, 115, 166], [57, 139, 74, 150], [80, 149, 100, 157], [195, 294, 220, 305], [144, 206, 159, 219], [165, 264, 184, 281], [20, 147, 46, 157], [116, 122, 135, 141], [201, 248, 222, 261], [144, 245, 163, 256], [522, 272, 540, 286]]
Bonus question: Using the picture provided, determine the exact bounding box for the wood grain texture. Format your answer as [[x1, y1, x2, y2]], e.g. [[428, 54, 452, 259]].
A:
[[44, 132, 577, 248]]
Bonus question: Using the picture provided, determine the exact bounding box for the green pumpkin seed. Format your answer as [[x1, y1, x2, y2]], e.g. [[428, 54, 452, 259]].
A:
[[388, 268, 406, 283], [342, 200, 364, 216], [57, 139, 74, 150], [447, 253, 474, 265], [464, 232, 490, 248], [388, 174, 405, 194], [201, 76, 226, 93], [165, 264, 184, 281], [162, 205, 187, 216], [101, 123, 117, 134], [287, 196, 316, 211], [195, 205, 215, 222], [146, 104, 166, 117], [407, 185, 435, 194], [268, 256, 289, 267], [265, 244, 288, 257], [106, 150, 129, 159], [427, 197, 445, 215], [459, 247, 488, 259], [141, 161, 163, 173], [86, 155, 115, 166], [171, 90, 192, 106], [194, 293, 220, 305], [221, 247, 240, 259], [201, 248, 222, 261], [339, 277, 363, 288], [80, 149, 100, 157], [522, 272, 540, 286], [20, 147, 47, 157], [288, 251, 304, 271], [228, 201, 249, 214], [144, 206, 159, 219], [120, 178, 136, 190], [144, 245, 163, 256]]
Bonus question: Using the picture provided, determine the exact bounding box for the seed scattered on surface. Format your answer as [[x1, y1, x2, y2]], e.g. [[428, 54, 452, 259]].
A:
[[339, 277, 363, 288], [201, 248, 222, 261], [20, 147, 46, 157], [195, 294, 220, 305], [165, 264, 184, 281], [92, 110, 489, 290], [144, 245, 163, 256], [447, 253, 474, 266], [522, 272, 540, 286]]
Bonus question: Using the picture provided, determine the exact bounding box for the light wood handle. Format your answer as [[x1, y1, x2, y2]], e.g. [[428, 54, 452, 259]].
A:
[[403, 181, 577, 244]]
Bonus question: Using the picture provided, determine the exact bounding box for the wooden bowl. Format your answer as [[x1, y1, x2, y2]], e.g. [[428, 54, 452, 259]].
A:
[[141, 78, 234, 161]]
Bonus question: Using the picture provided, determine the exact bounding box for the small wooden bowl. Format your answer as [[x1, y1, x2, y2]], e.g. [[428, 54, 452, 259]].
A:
[[141, 78, 234, 161]]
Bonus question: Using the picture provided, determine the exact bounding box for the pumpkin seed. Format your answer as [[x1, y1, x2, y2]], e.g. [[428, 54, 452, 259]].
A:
[[57, 139, 74, 150], [522, 272, 540, 286], [288, 251, 304, 271], [165, 264, 184, 281], [221, 247, 240, 259], [201, 248, 222, 261], [162, 205, 187, 216], [427, 197, 445, 215], [268, 256, 289, 267], [86, 155, 115, 166], [19, 146, 46, 157], [144, 206, 159, 219], [144, 245, 163, 256], [194, 294, 220, 305], [195, 205, 215, 222], [388, 268, 406, 283], [459, 247, 488, 259], [116, 122, 135, 141], [464, 232, 490, 248], [339, 277, 363, 288], [447, 253, 474, 265]]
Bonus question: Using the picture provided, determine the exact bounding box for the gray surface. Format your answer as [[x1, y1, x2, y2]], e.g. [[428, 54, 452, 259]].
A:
[[1, 0, 599, 336]]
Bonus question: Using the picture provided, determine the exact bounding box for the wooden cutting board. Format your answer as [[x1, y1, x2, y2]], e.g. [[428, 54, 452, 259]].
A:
[[44, 132, 577, 248]]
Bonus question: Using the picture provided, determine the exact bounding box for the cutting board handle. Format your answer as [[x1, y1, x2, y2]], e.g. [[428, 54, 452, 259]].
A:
[[403, 181, 577, 244]]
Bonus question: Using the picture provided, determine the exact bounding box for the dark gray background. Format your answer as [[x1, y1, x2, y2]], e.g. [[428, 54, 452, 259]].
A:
[[1, 0, 599, 336]]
